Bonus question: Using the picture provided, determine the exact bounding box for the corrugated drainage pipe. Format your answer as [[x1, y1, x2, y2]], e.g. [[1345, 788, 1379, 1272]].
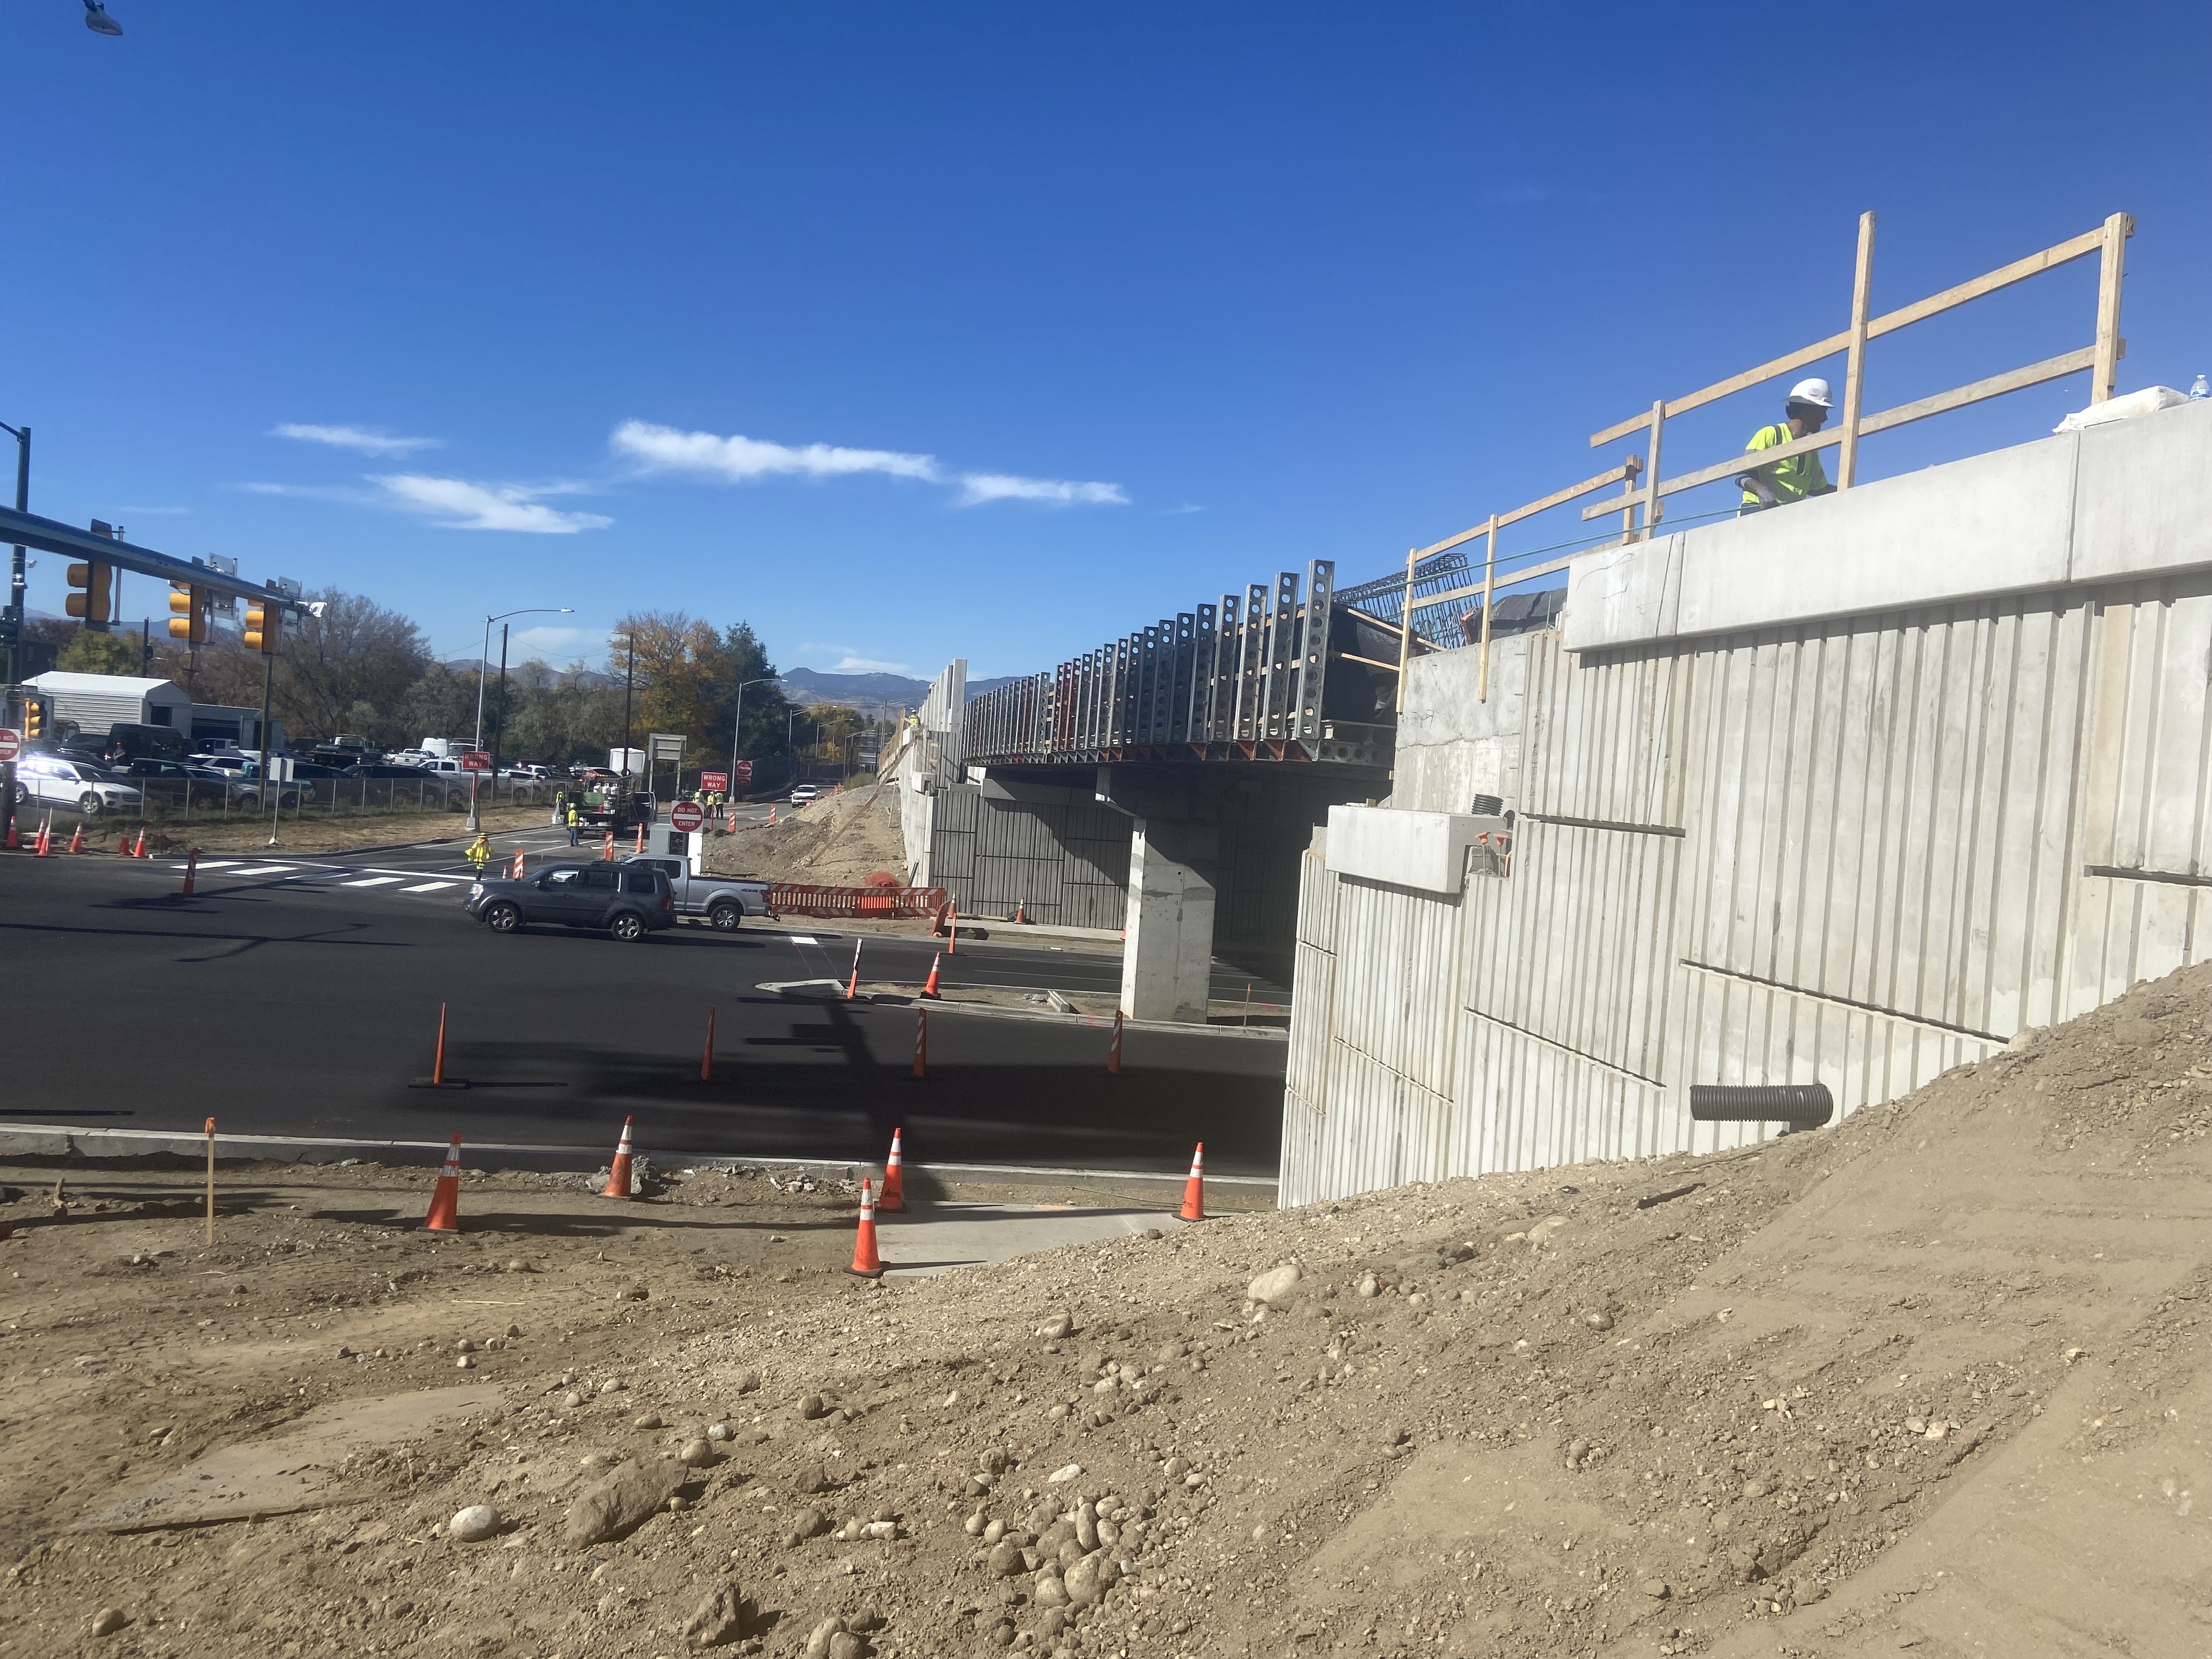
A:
[[1689, 1083, 1833, 1128]]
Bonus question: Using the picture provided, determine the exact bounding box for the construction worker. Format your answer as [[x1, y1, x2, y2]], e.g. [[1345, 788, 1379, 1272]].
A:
[[565, 802, 582, 847], [1737, 378, 1837, 515], [465, 832, 492, 873]]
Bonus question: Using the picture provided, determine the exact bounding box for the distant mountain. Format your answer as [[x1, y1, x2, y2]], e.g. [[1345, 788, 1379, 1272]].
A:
[[782, 667, 1029, 708]]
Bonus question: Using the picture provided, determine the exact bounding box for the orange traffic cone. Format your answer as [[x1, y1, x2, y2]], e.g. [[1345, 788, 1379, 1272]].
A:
[[602, 1116, 638, 1199], [66, 821, 84, 854], [882, 1127, 907, 1205], [3, 816, 16, 851], [182, 847, 200, 895], [509, 848, 523, 878], [1178, 1142, 1206, 1222], [116, 826, 132, 855], [634, 823, 645, 853], [847, 1176, 884, 1278], [1013, 896, 1026, 924], [1107, 1009, 1124, 1075], [33, 817, 50, 857], [423, 1134, 463, 1232], [133, 828, 148, 858], [845, 938, 863, 1001], [919, 951, 943, 999], [699, 1008, 716, 1082]]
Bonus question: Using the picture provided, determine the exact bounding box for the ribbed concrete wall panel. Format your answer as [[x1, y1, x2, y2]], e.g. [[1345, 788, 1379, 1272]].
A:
[[1325, 877, 1463, 1099]]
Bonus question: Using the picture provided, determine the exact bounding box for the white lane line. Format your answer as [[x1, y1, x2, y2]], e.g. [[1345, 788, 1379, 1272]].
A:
[[228, 865, 296, 876], [402, 882, 459, 893], [346, 876, 403, 888], [788, 935, 819, 946], [191, 860, 243, 869]]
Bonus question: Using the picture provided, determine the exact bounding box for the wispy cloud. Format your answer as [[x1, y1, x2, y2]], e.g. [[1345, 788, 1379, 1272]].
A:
[[272, 422, 442, 456], [613, 421, 937, 483], [370, 475, 612, 534], [955, 473, 1128, 507], [109, 505, 192, 517], [612, 420, 1126, 510], [797, 642, 914, 676], [510, 624, 594, 657], [239, 480, 379, 504]]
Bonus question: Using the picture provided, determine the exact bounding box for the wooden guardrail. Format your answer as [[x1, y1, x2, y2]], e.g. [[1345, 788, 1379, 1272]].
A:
[[1392, 209, 2134, 706]]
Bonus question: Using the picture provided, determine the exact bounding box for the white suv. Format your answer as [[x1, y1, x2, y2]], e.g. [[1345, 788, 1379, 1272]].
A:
[[12, 755, 145, 817]]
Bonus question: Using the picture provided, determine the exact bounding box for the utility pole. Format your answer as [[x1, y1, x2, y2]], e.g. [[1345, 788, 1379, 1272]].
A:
[[619, 634, 635, 793]]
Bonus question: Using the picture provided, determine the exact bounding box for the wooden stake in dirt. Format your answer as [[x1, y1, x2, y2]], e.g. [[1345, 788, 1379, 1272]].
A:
[[203, 1116, 216, 1245]]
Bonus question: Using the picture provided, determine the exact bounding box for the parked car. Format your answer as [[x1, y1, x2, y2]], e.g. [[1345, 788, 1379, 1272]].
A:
[[12, 754, 145, 817], [110, 759, 243, 808], [348, 763, 434, 779], [462, 862, 675, 941], [617, 855, 771, 930]]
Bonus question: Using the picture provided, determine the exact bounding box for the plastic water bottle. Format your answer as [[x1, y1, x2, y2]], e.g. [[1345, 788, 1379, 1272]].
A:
[[2192, 375, 2211, 400]]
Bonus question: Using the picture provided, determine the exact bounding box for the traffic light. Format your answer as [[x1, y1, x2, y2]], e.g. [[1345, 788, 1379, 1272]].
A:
[[22, 692, 48, 740], [168, 580, 212, 645], [65, 560, 113, 626], [243, 598, 281, 654]]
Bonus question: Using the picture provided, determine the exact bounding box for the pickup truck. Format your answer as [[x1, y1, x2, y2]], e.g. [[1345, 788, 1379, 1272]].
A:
[[618, 855, 771, 932]]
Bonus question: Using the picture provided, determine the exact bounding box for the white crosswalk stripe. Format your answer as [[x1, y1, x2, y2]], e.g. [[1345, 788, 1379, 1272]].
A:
[[345, 876, 403, 887], [402, 881, 460, 893], [229, 864, 296, 876]]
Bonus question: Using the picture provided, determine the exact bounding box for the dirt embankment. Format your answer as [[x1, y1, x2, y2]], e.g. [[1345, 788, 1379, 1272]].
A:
[[707, 787, 908, 889], [4, 967, 2209, 1657]]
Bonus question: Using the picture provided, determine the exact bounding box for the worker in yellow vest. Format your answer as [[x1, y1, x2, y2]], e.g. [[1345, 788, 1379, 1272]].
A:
[[465, 832, 492, 873], [1737, 378, 1837, 514]]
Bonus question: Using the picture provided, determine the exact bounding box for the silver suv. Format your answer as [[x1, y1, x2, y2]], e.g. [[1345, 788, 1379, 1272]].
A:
[[12, 755, 145, 818]]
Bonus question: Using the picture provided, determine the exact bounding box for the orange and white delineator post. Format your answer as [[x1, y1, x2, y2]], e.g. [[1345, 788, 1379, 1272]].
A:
[[1107, 1009, 1124, 1075], [882, 1126, 907, 1206], [847, 1176, 884, 1278], [509, 847, 524, 878], [845, 938, 863, 1001], [1178, 1141, 1207, 1222], [634, 823, 645, 853], [424, 1134, 464, 1232], [601, 831, 615, 861], [602, 1116, 639, 1198], [910, 1008, 927, 1082]]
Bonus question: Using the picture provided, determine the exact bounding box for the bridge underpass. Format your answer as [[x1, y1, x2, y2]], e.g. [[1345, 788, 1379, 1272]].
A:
[[895, 561, 1564, 1020]]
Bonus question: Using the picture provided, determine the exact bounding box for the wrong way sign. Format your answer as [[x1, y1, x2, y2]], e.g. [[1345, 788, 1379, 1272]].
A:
[[669, 800, 705, 833]]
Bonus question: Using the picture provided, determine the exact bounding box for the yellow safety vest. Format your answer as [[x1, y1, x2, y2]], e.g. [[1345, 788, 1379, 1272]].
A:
[[1741, 423, 1831, 507]]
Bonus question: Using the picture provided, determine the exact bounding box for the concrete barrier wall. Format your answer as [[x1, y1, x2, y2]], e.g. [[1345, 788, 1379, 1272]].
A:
[[1282, 399, 2212, 1204]]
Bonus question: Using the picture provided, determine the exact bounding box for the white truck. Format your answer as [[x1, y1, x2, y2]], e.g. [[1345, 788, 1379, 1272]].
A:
[[616, 854, 772, 932]]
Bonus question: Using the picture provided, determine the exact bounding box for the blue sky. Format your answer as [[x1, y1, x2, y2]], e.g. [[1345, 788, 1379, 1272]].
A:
[[8, 2, 2208, 679]]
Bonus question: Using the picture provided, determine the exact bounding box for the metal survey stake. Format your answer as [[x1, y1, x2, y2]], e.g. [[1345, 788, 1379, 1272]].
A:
[[203, 1117, 216, 1245]]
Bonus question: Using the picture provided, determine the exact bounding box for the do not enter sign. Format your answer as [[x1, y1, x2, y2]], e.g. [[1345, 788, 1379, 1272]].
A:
[[0, 728, 18, 764], [669, 801, 705, 833]]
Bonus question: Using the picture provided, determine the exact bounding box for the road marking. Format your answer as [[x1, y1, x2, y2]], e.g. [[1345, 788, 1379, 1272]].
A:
[[346, 876, 403, 887], [402, 881, 459, 893], [191, 860, 243, 870], [228, 864, 296, 876], [788, 935, 819, 946]]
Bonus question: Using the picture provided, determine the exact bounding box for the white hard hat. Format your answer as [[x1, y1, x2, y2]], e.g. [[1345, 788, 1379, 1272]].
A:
[[1788, 377, 1833, 409]]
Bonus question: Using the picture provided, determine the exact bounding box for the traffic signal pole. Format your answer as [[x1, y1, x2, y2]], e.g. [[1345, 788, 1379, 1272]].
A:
[[1, 422, 29, 851], [259, 645, 277, 847]]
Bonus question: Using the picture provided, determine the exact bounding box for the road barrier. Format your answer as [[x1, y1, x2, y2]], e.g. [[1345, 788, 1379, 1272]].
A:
[[764, 883, 950, 922]]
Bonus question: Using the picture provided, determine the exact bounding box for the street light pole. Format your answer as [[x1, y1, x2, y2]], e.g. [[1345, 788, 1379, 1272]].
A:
[[466, 604, 571, 832], [0, 421, 27, 851], [727, 675, 779, 802]]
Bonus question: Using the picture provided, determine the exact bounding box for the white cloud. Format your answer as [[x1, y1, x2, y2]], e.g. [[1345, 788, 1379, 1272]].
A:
[[510, 625, 594, 657], [371, 475, 612, 534], [956, 472, 1128, 508], [238, 480, 377, 504], [828, 655, 912, 675], [612, 420, 1127, 510], [612, 420, 939, 484], [272, 422, 442, 456], [110, 505, 191, 517]]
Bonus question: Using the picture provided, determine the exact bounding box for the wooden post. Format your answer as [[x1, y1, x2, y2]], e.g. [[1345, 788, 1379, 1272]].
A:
[[1618, 453, 1642, 543], [1836, 210, 1877, 489], [1476, 514, 1500, 703], [2091, 211, 2134, 404], [1641, 400, 1667, 539], [203, 1116, 216, 1246], [1392, 547, 1418, 714]]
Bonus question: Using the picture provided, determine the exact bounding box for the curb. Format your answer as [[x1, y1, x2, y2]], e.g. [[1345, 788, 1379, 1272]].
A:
[[754, 982, 1289, 1041], [0, 1122, 1280, 1189]]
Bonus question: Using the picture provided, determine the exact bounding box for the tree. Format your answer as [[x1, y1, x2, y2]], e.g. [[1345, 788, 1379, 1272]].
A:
[[57, 629, 142, 676], [605, 612, 794, 780], [279, 590, 432, 745]]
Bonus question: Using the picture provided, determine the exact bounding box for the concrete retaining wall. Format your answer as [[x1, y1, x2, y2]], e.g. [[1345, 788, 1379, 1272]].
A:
[[1283, 399, 2212, 1204]]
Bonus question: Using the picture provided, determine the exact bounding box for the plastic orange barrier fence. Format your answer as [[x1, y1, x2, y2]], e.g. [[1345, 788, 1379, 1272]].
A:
[[764, 883, 949, 921]]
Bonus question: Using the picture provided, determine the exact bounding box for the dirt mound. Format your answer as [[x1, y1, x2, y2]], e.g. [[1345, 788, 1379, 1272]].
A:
[[707, 783, 908, 887], [4, 968, 2208, 1657]]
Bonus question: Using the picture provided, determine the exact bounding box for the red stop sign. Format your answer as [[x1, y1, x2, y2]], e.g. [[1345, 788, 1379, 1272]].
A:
[[669, 801, 705, 833]]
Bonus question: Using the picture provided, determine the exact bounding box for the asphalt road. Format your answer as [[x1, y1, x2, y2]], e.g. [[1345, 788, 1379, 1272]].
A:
[[0, 844, 1289, 1178]]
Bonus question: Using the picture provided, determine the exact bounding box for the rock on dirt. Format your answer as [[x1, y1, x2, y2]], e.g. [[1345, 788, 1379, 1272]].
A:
[[562, 1458, 686, 1548], [1246, 1263, 1302, 1305], [447, 1505, 501, 1542], [89, 1608, 129, 1637], [682, 1579, 747, 1648]]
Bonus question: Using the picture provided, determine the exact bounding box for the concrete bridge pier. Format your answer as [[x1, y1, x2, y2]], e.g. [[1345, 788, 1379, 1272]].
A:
[[1119, 810, 1220, 1024]]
